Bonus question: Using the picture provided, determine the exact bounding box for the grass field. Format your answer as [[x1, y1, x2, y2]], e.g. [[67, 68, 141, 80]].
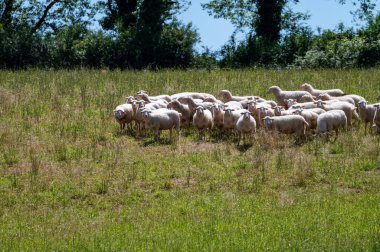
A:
[[0, 69, 380, 250]]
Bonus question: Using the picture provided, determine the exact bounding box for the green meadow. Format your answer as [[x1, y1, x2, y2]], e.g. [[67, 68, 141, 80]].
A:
[[0, 69, 379, 250]]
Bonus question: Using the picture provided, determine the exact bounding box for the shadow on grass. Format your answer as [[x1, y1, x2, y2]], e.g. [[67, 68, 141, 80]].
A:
[[237, 144, 253, 152], [140, 138, 177, 147]]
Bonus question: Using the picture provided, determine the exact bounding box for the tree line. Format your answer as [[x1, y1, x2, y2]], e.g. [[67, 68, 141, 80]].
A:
[[0, 0, 379, 69]]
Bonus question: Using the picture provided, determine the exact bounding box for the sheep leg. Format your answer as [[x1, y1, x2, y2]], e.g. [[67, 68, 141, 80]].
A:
[[334, 129, 339, 142], [237, 132, 241, 146], [364, 122, 367, 136], [169, 128, 173, 142]]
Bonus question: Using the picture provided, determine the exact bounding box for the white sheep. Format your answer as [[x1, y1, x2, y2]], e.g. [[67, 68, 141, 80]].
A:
[[167, 100, 192, 127], [263, 115, 309, 141], [267, 86, 310, 106], [315, 100, 358, 127], [171, 92, 216, 101], [257, 106, 275, 127], [273, 106, 297, 116], [223, 108, 248, 132], [236, 111, 257, 146], [300, 83, 344, 97], [373, 104, 380, 133], [211, 103, 225, 131], [358, 100, 378, 135], [218, 90, 253, 102], [113, 103, 134, 131], [135, 92, 171, 103], [318, 93, 355, 105], [141, 108, 181, 142], [316, 110, 347, 141], [193, 106, 214, 141], [292, 108, 319, 130]]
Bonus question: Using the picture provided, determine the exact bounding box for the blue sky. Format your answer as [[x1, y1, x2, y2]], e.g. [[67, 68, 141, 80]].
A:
[[179, 0, 379, 50]]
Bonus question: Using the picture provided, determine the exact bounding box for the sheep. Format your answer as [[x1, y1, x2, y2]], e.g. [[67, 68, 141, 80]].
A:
[[248, 101, 272, 122], [318, 93, 355, 105], [344, 94, 366, 106], [273, 106, 297, 116], [133, 101, 148, 136], [316, 110, 347, 141], [167, 100, 192, 127], [210, 103, 225, 132], [171, 92, 216, 101], [223, 108, 249, 133], [177, 96, 213, 112], [292, 108, 319, 130], [141, 108, 181, 142], [263, 115, 309, 142], [315, 100, 358, 127], [377, 94, 380, 101], [113, 103, 134, 131], [358, 100, 378, 135], [300, 83, 344, 97], [267, 86, 310, 106], [373, 104, 380, 133], [203, 96, 224, 105], [192, 106, 213, 141], [236, 111, 257, 146], [225, 101, 244, 110], [218, 90, 254, 102], [257, 106, 275, 127], [300, 94, 317, 103], [135, 92, 171, 103]]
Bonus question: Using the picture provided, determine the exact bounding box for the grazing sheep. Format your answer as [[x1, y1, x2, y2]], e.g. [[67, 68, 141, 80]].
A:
[[315, 100, 358, 127], [300, 83, 344, 97], [113, 103, 134, 131], [267, 86, 310, 106], [136, 92, 171, 103], [171, 92, 216, 101], [292, 108, 319, 130], [318, 93, 355, 105], [316, 110, 347, 141], [236, 111, 257, 146], [358, 100, 378, 135], [373, 104, 380, 133], [167, 100, 192, 127], [344, 94, 366, 106], [263, 115, 309, 141], [177, 96, 214, 112], [141, 108, 181, 142], [203, 96, 224, 105], [300, 94, 317, 103], [225, 100, 244, 110], [193, 106, 213, 141], [218, 90, 252, 102]]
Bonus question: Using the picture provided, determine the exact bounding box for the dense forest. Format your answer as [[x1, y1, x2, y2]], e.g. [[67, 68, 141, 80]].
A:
[[0, 0, 379, 69]]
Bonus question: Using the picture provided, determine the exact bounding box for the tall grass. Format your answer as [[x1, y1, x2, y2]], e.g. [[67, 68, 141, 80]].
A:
[[0, 69, 379, 250]]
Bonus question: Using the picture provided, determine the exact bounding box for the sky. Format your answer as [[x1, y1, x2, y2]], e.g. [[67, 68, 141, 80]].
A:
[[179, 0, 379, 50]]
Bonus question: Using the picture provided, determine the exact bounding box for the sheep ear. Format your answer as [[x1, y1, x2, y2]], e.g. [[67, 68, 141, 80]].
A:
[[113, 109, 117, 112], [322, 102, 327, 104], [240, 112, 245, 115]]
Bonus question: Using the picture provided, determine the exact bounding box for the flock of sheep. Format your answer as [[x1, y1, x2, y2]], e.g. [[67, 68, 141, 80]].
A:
[[113, 83, 380, 145]]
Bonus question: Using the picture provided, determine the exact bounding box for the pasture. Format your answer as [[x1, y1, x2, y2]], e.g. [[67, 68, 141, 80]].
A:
[[0, 69, 379, 250]]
